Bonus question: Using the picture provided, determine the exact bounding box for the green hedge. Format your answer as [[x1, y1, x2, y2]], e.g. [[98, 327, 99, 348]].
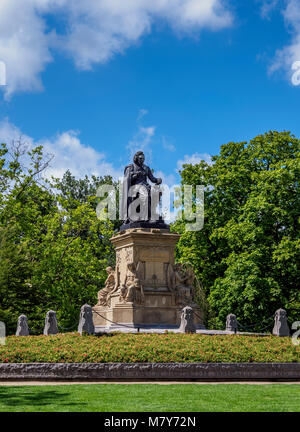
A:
[[0, 333, 299, 363]]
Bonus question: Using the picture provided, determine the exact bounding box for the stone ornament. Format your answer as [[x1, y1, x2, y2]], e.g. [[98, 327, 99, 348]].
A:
[[78, 304, 95, 335], [97, 266, 119, 307], [273, 308, 290, 337], [16, 314, 29, 336], [226, 314, 238, 333], [179, 306, 196, 333], [44, 310, 59, 335]]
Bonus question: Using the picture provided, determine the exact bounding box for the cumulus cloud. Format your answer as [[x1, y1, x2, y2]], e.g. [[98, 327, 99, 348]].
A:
[[155, 170, 176, 187], [0, 0, 233, 97], [137, 109, 149, 121], [0, 118, 33, 147], [259, 0, 279, 19], [269, 0, 300, 79], [0, 0, 52, 98], [162, 136, 176, 152], [40, 131, 122, 179], [127, 124, 156, 162], [0, 119, 122, 180], [177, 152, 212, 171]]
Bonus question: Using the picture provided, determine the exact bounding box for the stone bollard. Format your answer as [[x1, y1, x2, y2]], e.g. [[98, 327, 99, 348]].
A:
[[78, 304, 95, 335], [44, 310, 59, 335], [16, 314, 30, 336], [179, 306, 196, 333], [273, 308, 290, 337], [226, 314, 238, 333]]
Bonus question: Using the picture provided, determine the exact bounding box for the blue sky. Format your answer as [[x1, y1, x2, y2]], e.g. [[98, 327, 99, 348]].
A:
[[0, 0, 300, 184]]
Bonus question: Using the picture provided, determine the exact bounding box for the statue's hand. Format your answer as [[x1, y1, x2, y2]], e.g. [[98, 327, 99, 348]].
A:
[[156, 178, 162, 185]]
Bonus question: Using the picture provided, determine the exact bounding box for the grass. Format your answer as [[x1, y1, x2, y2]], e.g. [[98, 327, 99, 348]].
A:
[[1, 333, 299, 363], [0, 384, 299, 412]]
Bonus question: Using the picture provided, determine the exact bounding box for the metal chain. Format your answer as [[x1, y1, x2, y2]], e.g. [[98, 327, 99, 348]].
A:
[[237, 320, 272, 333], [58, 322, 78, 331], [236, 314, 274, 329], [28, 327, 44, 335]]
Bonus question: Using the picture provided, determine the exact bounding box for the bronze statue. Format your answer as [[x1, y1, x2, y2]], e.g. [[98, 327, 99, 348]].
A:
[[121, 151, 163, 225]]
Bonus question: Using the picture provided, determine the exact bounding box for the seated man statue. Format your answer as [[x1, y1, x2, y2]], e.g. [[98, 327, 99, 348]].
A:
[[121, 151, 162, 225]]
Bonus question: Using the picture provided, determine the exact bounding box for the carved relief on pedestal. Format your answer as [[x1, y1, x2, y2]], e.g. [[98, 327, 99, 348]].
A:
[[117, 246, 139, 286], [116, 251, 121, 267], [125, 247, 133, 263]]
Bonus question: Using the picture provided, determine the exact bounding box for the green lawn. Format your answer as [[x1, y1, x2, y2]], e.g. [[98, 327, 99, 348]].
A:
[[0, 384, 299, 412]]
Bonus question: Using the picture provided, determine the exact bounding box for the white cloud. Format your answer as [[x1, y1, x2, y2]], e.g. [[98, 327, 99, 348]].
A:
[[0, 0, 233, 97], [0, 118, 122, 180], [177, 152, 212, 171], [155, 170, 176, 186], [137, 109, 148, 121], [270, 0, 300, 79], [0, 0, 52, 98], [162, 136, 176, 152], [259, 0, 279, 19], [0, 118, 33, 147], [127, 124, 156, 162], [40, 131, 122, 179]]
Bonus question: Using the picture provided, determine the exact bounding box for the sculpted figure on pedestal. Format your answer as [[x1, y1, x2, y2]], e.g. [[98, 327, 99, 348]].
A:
[[121, 151, 162, 224], [273, 308, 290, 337], [97, 266, 119, 307], [119, 262, 144, 304], [167, 263, 195, 306], [226, 313, 238, 333]]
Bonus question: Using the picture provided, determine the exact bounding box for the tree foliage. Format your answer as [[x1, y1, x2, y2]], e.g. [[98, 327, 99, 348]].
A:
[[173, 131, 300, 329], [0, 141, 115, 334]]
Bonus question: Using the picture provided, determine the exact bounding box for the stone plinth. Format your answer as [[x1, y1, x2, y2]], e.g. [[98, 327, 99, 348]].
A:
[[93, 228, 204, 330]]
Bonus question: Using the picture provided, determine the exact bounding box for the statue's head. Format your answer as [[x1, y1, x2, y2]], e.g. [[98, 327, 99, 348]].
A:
[[81, 304, 92, 318], [275, 308, 286, 321], [226, 313, 237, 327], [19, 315, 27, 325], [181, 306, 193, 321], [133, 151, 145, 166], [127, 262, 136, 272], [174, 263, 183, 272], [47, 310, 56, 323], [106, 266, 113, 274], [133, 277, 140, 287]]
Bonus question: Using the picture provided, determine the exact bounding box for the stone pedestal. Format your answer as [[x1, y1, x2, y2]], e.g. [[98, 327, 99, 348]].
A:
[[93, 228, 204, 330]]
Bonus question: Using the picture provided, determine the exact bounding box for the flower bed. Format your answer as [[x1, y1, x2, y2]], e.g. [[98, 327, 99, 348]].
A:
[[0, 333, 299, 363]]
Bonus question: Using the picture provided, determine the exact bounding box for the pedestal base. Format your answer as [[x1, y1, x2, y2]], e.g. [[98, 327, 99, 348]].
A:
[[93, 228, 206, 332], [93, 292, 204, 330]]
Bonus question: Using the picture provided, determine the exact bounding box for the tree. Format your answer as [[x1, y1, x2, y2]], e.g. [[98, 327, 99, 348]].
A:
[[0, 140, 115, 334], [173, 131, 300, 329]]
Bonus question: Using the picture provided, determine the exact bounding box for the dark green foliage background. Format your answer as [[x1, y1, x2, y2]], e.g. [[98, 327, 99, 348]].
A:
[[173, 131, 300, 329]]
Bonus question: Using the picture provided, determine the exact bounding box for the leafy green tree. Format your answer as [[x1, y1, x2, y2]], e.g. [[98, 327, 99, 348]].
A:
[[0, 141, 115, 334], [173, 131, 300, 329]]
